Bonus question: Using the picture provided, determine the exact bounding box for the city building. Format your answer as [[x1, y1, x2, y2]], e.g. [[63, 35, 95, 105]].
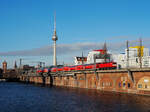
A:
[[74, 57, 87, 65], [112, 46, 150, 68], [74, 43, 112, 65], [86, 49, 111, 64], [74, 49, 112, 65]]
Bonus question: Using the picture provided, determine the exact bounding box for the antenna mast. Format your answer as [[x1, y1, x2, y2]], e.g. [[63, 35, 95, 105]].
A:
[[103, 42, 107, 62], [82, 52, 84, 65], [139, 38, 142, 68], [126, 40, 129, 69], [54, 12, 56, 33]]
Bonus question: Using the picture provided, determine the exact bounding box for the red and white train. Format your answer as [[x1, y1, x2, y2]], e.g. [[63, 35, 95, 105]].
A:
[[36, 62, 117, 74]]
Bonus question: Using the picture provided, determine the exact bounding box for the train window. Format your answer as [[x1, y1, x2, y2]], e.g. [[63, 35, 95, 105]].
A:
[[128, 83, 130, 88], [138, 84, 142, 88]]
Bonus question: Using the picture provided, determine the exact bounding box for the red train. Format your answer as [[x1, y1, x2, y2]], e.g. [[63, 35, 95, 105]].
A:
[[36, 62, 117, 74]]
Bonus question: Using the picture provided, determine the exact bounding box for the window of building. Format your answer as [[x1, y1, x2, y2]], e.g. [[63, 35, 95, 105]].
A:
[[138, 84, 142, 88], [145, 85, 148, 89], [110, 82, 112, 87], [119, 82, 121, 88], [102, 82, 104, 87], [108, 82, 110, 86], [95, 81, 97, 86], [123, 83, 126, 87], [128, 83, 130, 88], [136, 58, 138, 63]]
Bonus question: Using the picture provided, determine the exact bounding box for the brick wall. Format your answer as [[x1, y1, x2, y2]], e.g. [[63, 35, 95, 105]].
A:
[[19, 70, 150, 96]]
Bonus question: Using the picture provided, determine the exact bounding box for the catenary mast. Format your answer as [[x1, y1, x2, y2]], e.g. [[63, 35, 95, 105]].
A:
[[52, 13, 58, 66]]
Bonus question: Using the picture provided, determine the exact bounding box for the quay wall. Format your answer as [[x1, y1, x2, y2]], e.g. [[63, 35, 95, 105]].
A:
[[19, 69, 150, 96]]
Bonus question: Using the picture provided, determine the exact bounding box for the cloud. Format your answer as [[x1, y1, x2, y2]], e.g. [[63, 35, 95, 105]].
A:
[[107, 36, 130, 40], [0, 42, 103, 56], [0, 38, 149, 56]]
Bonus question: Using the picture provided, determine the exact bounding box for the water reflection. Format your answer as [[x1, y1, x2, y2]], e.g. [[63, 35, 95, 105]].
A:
[[0, 82, 150, 112]]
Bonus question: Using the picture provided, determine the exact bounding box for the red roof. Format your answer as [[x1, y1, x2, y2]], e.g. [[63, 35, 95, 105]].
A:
[[93, 49, 106, 54], [93, 49, 104, 52]]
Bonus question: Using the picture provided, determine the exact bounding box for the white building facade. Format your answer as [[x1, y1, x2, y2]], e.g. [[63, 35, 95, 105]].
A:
[[74, 49, 112, 65], [112, 46, 150, 68]]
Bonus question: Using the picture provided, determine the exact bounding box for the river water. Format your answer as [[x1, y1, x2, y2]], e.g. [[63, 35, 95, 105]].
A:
[[0, 82, 150, 112]]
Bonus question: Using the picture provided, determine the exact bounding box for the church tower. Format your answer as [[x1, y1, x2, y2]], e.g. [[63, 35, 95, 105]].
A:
[[14, 61, 17, 69], [3, 60, 7, 73]]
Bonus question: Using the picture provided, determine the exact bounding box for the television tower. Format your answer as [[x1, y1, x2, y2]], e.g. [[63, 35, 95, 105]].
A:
[[52, 13, 58, 66]]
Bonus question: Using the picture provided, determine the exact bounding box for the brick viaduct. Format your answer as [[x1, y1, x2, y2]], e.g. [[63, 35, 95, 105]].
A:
[[19, 68, 150, 96]]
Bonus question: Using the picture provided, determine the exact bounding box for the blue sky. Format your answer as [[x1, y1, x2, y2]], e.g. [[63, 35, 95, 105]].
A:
[[0, 0, 150, 68]]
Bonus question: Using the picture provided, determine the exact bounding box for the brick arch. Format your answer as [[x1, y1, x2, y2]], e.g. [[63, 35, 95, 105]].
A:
[[135, 75, 150, 87], [136, 76, 150, 91], [100, 76, 113, 91], [116, 76, 133, 92], [88, 75, 97, 89]]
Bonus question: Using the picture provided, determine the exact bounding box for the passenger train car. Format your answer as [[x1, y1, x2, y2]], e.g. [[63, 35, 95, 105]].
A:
[[36, 62, 117, 74]]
